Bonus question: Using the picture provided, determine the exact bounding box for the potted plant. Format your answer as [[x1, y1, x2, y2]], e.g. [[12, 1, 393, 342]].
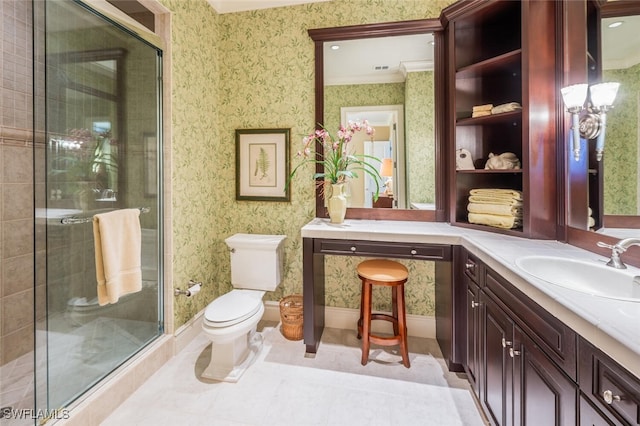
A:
[[289, 120, 382, 223]]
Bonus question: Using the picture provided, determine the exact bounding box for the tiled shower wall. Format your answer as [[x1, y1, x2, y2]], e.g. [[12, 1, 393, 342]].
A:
[[1, 0, 35, 367]]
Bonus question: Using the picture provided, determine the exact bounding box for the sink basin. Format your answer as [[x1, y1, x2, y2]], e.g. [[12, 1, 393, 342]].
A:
[[515, 256, 640, 303]]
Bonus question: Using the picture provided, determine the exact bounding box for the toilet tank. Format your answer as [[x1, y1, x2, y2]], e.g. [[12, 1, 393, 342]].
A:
[[225, 234, 287, 291]]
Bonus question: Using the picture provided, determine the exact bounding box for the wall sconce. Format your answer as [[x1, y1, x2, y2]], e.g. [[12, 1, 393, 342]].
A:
[[379, 158, 394, 196], [561, 82, 619, 162]]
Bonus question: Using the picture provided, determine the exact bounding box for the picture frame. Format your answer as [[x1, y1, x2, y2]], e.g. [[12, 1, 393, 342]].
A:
[[235, 128, 290, 201]]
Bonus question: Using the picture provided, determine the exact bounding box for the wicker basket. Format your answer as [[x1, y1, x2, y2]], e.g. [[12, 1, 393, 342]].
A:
[[279, 294, 303, 341]]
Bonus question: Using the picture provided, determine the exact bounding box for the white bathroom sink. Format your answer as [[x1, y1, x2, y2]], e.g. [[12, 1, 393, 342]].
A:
[[515, 255, 640, 303]]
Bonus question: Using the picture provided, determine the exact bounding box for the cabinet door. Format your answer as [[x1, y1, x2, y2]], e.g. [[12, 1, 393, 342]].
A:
[[465, 276, 481, 395], [481, 292, 514, 426], [512, 326, 577, 426], [579, 394, 617, 426]]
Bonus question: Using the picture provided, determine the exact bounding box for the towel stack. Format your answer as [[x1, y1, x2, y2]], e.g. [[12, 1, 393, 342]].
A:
[[471, 102, 522, 118], [472, 104, 493, 118], [467, 188, 523, 229]]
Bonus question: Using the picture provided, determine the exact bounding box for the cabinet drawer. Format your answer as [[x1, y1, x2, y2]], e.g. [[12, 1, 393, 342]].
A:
[[484, 267, 577, 380], [315, 239, 452, 261], [579, 338, 640, 426], [462, 249, 481, 283]]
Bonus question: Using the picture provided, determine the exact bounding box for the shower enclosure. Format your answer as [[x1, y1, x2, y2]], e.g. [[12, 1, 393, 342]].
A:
[[29, 0, 163, 416]]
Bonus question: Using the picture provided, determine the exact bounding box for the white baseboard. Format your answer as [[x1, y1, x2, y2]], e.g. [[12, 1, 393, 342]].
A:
[[265, 301, 435, 339], [174, 310, 204, 354]]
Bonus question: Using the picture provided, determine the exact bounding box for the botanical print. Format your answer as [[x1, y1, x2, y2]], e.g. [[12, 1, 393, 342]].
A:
[[249, 144, 276, 187]]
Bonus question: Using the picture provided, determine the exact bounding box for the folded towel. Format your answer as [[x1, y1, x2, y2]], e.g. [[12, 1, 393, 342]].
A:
[[472, 104, 493, 112], [93, 209, 142, 306], [467, 202, 523, 217], [468, 196, 523, 206], [491, 102, 522, 114], [469, 188, 523, 200], [468, 213, 522, 229], [472, 110, 492, 118]]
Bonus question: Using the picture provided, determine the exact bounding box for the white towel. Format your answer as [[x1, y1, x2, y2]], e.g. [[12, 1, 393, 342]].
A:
[[93, 209, 142, 306]]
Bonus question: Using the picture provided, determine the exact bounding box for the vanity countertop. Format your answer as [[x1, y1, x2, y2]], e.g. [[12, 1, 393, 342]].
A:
[[302, 218, 640, 378]]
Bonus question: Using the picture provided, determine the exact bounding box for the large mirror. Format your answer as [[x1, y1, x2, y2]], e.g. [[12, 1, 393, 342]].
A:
[[309, 19, 446, 221], [566, 0, 640, 268], [598, 3, 640, 235]]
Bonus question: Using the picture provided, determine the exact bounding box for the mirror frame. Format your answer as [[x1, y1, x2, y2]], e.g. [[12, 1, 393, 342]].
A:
[[566, 0, 640, 267], [308, 19, 446, 222]]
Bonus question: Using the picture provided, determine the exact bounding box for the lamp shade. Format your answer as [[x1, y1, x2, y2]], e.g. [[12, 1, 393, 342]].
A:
[[561, 83, 588, 109], [379, 158, 393, 177], [589, 82, 620, 108]]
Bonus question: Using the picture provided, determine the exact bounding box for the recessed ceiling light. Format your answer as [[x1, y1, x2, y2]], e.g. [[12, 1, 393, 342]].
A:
[[330, 44, 340, 50], [608, 21, 623, 28]]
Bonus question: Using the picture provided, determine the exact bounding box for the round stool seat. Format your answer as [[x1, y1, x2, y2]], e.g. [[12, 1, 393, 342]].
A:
[[357, 259, 408, 283]]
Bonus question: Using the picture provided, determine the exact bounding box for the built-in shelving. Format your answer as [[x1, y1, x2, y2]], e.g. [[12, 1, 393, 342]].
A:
[[444, 0, 558, 239]]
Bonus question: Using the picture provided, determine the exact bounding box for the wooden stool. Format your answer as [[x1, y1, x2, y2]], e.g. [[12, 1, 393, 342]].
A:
[[356, 259, 410, 368]]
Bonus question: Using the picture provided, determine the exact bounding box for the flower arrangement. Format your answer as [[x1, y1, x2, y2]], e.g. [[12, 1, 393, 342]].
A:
[[289, 120, 382, 198]]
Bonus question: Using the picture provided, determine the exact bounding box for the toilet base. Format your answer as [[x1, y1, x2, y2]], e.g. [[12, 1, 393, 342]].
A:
[[202, 329, 264, 382]]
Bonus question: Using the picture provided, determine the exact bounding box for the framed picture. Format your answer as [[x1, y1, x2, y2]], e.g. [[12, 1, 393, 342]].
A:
[[235, 128, 290, 201]]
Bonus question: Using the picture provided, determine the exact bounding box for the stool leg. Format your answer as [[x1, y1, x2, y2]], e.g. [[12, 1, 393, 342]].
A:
[[361, 280, 372, 366], [391, 286, 399, 336], [357, 278, 365, 339], [397, 285, 410, 368]]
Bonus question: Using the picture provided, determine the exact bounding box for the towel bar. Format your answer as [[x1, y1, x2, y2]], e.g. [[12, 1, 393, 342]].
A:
[[60, 207, 150, 225]]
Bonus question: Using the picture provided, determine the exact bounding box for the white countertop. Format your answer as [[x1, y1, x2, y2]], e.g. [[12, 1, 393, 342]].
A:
[[302, 218, 640, 378]]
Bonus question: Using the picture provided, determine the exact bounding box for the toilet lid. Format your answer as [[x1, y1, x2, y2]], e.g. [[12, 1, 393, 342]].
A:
[[204, 291, 262, 327]]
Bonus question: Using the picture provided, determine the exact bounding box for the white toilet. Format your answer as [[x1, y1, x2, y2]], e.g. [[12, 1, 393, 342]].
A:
[[201, 233, 286, 382]]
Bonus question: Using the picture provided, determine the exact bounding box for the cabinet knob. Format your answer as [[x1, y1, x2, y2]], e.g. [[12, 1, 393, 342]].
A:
[[501, 338, 512, 348], [350, 246, 357, 252], [465, 261, 475, 270], [509, 347, 521, 358], [410, 249, 417, 255], [603, 390, 621, 405], [471, 301, 480, 308]]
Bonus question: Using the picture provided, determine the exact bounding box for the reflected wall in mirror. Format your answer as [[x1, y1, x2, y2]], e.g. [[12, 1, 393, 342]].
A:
[[309, 19, 445, 222], [46, 49, 124, 212], [598, 2, 640, 234], [323, 34, 436, 211]]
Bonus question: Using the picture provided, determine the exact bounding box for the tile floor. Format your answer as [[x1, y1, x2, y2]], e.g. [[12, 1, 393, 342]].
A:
[[102, 322, 487, 426]]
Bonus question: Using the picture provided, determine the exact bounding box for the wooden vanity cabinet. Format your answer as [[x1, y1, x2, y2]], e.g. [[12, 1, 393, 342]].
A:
[[456, 248, 640, 425], [579, 338, 640, 426], [463, 250, 482, 395], [458, 248, 579, 425]]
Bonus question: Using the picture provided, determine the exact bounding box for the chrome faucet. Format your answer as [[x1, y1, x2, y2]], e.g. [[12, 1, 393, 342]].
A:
[[597, 238, 640, 269]]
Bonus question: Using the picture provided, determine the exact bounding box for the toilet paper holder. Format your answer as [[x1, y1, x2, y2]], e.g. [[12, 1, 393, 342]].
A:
[[174, 280, 203, 297]]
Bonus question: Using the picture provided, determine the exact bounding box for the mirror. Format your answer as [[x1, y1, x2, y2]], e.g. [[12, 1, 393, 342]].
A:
[[599, 7, 640, 235], [323, 34, 434, 210], [46, 49, 124, 212], [309, 19, 446, 221]]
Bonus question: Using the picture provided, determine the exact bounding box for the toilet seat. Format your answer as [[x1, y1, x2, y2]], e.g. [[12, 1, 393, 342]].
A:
[[204, 290, 263, 328]]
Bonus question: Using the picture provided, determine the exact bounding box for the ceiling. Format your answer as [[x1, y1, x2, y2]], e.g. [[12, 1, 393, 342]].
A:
[[602, 15, 640, 70], [324, 34, 434, 86]]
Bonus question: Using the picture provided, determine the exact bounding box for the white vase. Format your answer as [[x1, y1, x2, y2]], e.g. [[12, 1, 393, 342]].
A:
[[327, 183, 347, 224]]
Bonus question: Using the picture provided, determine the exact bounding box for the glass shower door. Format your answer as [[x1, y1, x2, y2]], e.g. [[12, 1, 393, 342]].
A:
[[35, 0, 163, 411]]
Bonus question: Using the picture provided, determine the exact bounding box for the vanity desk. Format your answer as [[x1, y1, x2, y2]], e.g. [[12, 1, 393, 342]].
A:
[[302, 218, 640, 424]]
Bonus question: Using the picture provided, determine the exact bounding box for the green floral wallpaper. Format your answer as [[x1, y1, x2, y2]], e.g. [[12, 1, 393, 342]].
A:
[[603, 64, 639, 216], [324, 82, 405, 134], [406, 71, 435, 205], [161, 0, 456, 328]]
